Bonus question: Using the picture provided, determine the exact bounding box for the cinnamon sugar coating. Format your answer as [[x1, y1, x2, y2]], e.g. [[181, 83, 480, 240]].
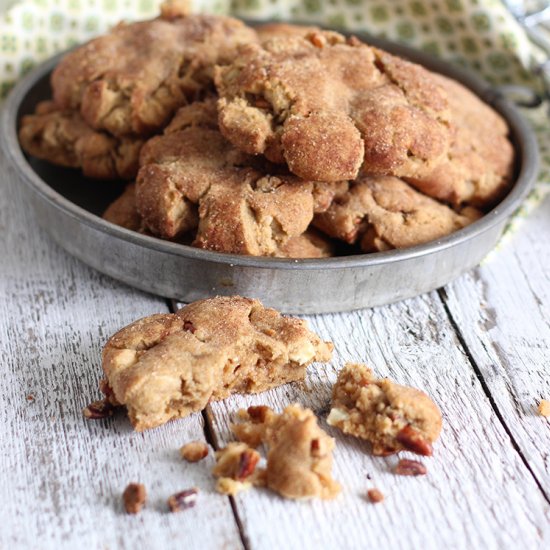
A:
[[51, 10, 257, 137], [100, 296, 333, 431]]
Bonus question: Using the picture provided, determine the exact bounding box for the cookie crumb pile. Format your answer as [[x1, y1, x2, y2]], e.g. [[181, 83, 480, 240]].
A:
[[19, 6, 514, 259]]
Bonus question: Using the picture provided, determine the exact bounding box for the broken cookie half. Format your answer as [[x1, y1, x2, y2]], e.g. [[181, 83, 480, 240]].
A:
[[327, 363, 442, 456], [98, 296, 333, 431]]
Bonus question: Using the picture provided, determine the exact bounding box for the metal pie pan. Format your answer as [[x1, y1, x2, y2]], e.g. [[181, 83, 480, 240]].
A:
[[0, 30, 539, 314]]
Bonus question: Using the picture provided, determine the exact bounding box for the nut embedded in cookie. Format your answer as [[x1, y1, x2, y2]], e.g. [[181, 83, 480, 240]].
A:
[[327, 363, 442, 456], [232, 404, 341, 500], [212, 442, 261, 495], [99, 296, 333, 431]]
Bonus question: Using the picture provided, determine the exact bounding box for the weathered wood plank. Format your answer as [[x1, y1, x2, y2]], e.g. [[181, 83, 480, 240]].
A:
[[0, 165, 242, 549], [442, 194, 550, 493], [199, 294, 550, 549]]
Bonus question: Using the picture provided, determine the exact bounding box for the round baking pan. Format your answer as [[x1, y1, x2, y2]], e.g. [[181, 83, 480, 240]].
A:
[[0, 30, 539, 314]]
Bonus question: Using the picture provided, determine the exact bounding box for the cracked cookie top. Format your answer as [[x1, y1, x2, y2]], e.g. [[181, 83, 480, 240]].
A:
[[19, 101, 144, 180], [215, 31, 451, 184], [101, 296, 333, 431], [135, 99, 344, 256], [314, 175, 481, 252], [51, 9, 257, 137], [216, 31, 513, 207]]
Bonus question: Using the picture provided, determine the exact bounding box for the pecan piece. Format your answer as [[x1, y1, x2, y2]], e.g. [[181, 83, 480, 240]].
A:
[[396, 425, 433, 456], [180, 441, 209, 462], [123, 483, 147, 514], [237, 449, 260, 481], [367, 488, 384, 503], [83, 399, 114, 419], [182, 320, 196, 333], [247, 405, 271, 423], [394, 459, 427, 476], [168, 488, 198, 512]]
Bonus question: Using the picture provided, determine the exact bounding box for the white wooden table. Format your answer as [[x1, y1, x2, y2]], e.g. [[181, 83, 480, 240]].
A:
[[1, 145, 549, 550]]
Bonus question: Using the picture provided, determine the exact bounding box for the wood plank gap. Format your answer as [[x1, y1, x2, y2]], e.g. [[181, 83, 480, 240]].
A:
[[437, 286, 550, 504], [170, 298, 251, 550], [203, 403, 251, 550]]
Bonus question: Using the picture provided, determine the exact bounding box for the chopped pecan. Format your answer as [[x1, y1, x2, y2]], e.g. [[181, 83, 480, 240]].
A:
[[123, 483, 147, 514], [83, 399, 115, 419], [183, 320, 196, 333], [168, 488, 198, 512], [394, 459, 427, 476], [367, 488, 384, 503], [237, 449, 260, 481], [247, 405, 271, 423], [396, 425, 433, 456], [180, 441, 209, 462], [310, 438, 322, 457]]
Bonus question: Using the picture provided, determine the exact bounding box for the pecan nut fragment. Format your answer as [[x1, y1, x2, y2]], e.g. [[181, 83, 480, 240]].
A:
[[83, 399, 115, 419], [367, 488, 384, 503], [123, 483, 147, 514], [237, 449, 260, 481], [395, 425, 433, 456], [182, 320, 196, 333], [247, 405, 271, 423], [394, 459, 427, 476], [168, 488, 199, 512]]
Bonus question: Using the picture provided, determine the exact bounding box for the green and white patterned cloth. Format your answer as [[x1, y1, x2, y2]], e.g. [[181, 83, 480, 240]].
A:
[[1, 0, 548, 226]]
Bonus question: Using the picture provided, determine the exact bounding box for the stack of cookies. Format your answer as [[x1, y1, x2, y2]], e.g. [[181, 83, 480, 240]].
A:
[[19, 3, 514, 259]]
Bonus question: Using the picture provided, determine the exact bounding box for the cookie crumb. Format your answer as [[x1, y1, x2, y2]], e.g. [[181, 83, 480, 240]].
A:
[[180, 441, 209, 462], [538, 400, 550, 417], [123, 483, 147, 514], [367, 488, 384, 503], [83, 399, 114, 419], [168, 488, 198, 512], [394, 459, 427, 476], [212, 442, 261, 495]]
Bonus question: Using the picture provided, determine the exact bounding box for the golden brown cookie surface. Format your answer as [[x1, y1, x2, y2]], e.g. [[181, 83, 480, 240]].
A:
[[51, 10, 257, 137], [100, 296, 333, 431], [136, 100, 343, 257], [215, 32, 451, 184], [314, 175, 481, 252], [19, 101, 143, 180]]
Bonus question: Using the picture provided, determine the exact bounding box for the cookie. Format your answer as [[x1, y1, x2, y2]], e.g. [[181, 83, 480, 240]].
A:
[[18, 101, 143, 180], [232, 404, 340, 500], [327, 363, 442, 456], [51, 7, 257, 137], [136, 100, 343, 256], [215, 32, 451, 184], [314, 175, 481, 252], [100, 296, 333, 431], [409, 73, 514, 207], [103, 183, 144, 232]]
